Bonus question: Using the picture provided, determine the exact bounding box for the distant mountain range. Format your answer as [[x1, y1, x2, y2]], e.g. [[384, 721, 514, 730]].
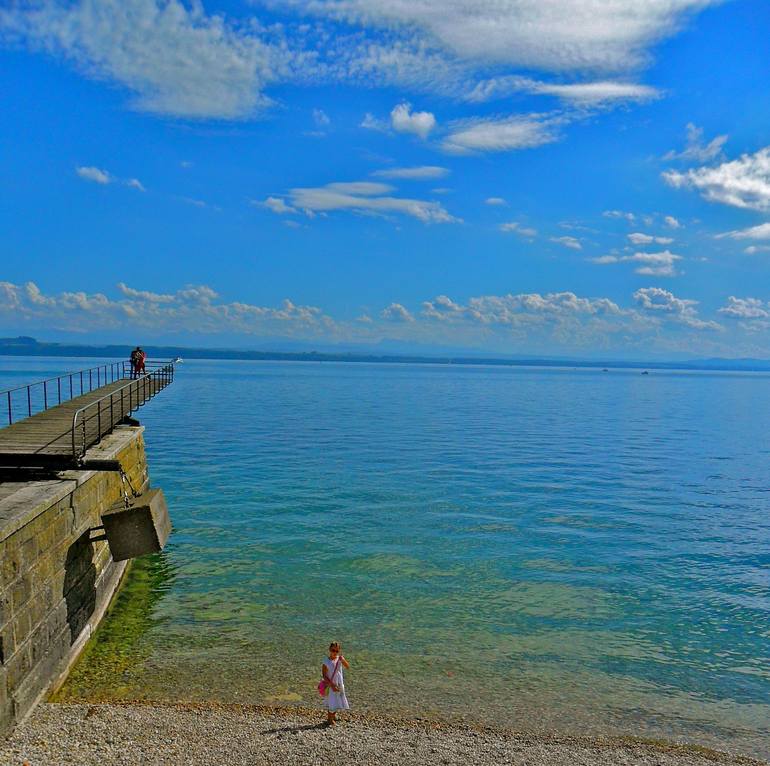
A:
[[2, 335, 770, 372]]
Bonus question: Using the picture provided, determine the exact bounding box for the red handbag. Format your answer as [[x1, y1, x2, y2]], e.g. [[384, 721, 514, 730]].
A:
[[317, 658, 340, 696]]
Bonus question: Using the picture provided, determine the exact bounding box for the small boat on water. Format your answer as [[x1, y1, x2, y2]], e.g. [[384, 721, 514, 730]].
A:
[[641, 370, 649, 375]]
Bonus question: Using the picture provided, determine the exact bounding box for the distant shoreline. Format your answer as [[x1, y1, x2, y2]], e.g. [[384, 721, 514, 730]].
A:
[[2, 337, 770, 373]]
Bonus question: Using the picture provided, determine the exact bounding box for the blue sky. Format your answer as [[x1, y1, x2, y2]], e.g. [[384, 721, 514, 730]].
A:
[[1, 0, 769, 358]]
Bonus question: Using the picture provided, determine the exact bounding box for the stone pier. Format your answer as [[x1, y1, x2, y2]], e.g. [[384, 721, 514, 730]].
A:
[[0, 426, 149, 738]]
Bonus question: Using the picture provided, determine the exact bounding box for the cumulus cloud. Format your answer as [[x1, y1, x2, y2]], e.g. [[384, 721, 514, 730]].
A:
[[628, 232, 673, 245], [442, 114, 561, 155], [551, 235, 582, 250], [500, 222, 537, 237], [289, 180, 459, 223], [1, 0, 286, 119], [0, 280, 335, 336], [381, 302, 414, 322], [663, 146, 770, 212], [390, 102, 436, 139], [76, 166, 111, 184], [372, 166, 449, 179], [718, 296, 770, 319], [633, 287, 720, 329], [664, 215, 681, 228], [664, 123, 728, 163], [624, 250, 682, 276]]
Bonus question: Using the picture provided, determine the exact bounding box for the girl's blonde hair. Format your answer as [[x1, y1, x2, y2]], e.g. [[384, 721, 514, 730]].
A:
[[329, 641, 341, 652]]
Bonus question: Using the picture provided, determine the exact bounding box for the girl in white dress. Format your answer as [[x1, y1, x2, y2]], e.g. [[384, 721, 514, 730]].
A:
[[321, 641, 350, 726]]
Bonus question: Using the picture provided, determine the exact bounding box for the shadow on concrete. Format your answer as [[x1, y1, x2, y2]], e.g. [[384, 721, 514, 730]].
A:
[[63, 530, 97, 644]]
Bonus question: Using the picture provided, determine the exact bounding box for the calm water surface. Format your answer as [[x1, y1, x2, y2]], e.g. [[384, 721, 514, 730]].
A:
[[2, 357, 769, 758]]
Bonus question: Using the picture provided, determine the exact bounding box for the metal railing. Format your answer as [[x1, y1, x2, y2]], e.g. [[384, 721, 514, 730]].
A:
[[1, 360, 173, 427], [71, 362, 175, 461]]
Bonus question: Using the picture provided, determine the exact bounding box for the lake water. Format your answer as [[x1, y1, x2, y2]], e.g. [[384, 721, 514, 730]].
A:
[[2, 357, 769, 758]]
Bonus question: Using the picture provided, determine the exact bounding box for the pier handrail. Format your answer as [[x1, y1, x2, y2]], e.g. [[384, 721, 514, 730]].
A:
[[70, 361, 176, 461], [1, 361, 131, 426], [0, 359, 174, 426]]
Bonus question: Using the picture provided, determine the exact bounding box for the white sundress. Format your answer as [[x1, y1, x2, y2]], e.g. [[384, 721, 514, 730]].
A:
[[322, 657, 350, 711]]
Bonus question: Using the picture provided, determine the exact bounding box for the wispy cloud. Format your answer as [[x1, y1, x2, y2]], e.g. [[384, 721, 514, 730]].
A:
[[442, 114, 562, 155], [288, 180, 460, 223], [499, 222, 537, 237], [551, 235, 581, 250], [468, 77, 659, 105], [485, 197, 506, 206], [372, 166, 448, 180], [664, 123, 728, 163], [1, 0, 287, 119], [716, 222, 770, 240]]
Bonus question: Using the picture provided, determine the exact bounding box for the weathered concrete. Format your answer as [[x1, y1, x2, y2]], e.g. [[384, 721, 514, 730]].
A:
[[0, 426, 149, 738]]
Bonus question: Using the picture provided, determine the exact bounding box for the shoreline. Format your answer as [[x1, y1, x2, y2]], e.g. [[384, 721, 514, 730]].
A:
[[2, 701, 766, 766]]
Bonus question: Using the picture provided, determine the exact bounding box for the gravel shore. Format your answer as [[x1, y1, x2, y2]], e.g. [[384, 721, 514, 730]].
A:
[[1, 702, 766, 766]]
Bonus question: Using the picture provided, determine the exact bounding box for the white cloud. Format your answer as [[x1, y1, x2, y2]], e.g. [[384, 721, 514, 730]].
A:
[[390, 102, 436, 139], [76, 165, 111, 184], [745, 245, 770, 255], [485, 197, 506, 206], [283, 0, 717, 73], [718, 296, 770, 320], [0, 280, 337, 336], [551, 235, 581, 250], [381, 302, 414, 322], [664, 123, 728, 163], [313, 108, 331, 126], [633, 287, 719, 329], [258, 196, 298, 215], [664, 215, 681, 228], [442, 114, 561, 155], [469, 76, 659, 105], [289, 180, 459, 223], [126, 178, 146, 192], [1, 0, 285, 119], [663, 146, 770, 212], [628, 232, 673, 245], [500, 222, 537, 237], [716, 222, 770, 240], [590, 255, 619, 264], [372, 166, 448, 180], [624, 250, 682, 277], [603, 209, 636, 223], [360, 112, 387, 131]]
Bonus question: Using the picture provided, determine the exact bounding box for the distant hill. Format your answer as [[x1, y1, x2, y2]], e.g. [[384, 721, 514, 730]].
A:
[[1, 336, 769, 372]]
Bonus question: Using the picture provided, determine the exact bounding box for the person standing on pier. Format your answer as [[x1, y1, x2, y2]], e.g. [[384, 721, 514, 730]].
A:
[[130, 347, 146, 378]]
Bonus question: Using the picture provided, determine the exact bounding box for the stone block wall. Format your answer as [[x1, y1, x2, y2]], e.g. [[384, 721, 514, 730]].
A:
[[0, 427, 149, 738]]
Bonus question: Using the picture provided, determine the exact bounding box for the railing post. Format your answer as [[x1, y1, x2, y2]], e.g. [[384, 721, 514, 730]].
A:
[[89, 369, 92, 391], [27, 387, 31, 417], [57, 377, 61, 404], [69, 375, 73, 400], [80, 371, 83, 395], [43, 381, 48, 410], [6, 391, 11, 426], [97, 400, 102, 442]]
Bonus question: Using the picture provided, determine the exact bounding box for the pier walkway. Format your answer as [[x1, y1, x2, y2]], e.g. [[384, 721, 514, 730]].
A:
[[0, 360, 175, 468]]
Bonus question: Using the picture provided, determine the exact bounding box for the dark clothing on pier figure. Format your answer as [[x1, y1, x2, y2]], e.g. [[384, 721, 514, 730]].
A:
[[130, 347, 146, 378]]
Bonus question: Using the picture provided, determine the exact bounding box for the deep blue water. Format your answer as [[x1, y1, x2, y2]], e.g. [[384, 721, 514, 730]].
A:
[[1, 357, 769, 757]]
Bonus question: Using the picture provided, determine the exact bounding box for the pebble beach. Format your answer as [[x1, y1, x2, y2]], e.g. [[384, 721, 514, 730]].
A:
[[2, 702, 766, 766]]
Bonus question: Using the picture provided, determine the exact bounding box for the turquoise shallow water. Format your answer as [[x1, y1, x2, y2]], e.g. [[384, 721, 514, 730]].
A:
[[2, 357, 769, 758]]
